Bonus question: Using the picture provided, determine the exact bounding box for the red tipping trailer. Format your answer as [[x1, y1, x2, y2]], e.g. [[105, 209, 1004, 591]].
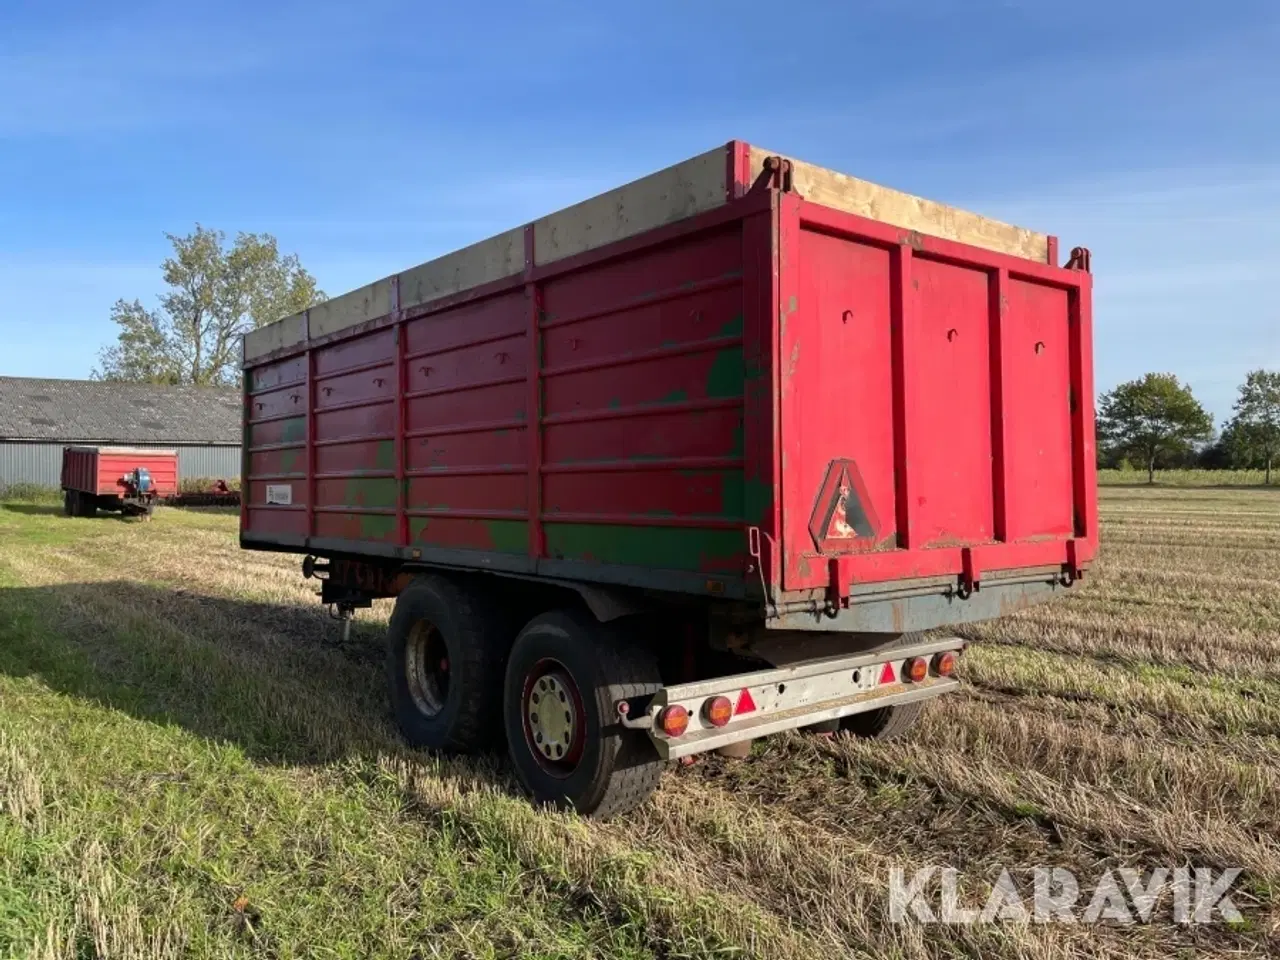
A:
[[241, 142, 1097, 816], [61, 446, 177, 518]]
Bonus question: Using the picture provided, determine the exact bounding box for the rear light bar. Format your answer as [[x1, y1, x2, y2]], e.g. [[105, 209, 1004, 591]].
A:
[[628, 636, 965, 750]]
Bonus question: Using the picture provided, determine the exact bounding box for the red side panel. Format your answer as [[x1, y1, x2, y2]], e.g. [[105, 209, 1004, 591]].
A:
[[97, 451, 178, 496], [60, 447, 177, 497], [1000, 278, 1075, 540], [909, 257, 995, 545], [779, 197, 1095, 590], [783, 231, 898, 560], [240, 153, 1097, 603], [244, 210, 752, 577], [538, 224, 747, 573]]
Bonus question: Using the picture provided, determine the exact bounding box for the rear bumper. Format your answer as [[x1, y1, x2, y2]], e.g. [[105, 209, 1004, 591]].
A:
[[623, 636, 964, 760], [768, 566, 1077, 633]]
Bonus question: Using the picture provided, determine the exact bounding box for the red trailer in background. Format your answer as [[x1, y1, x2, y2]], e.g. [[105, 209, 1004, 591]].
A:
[[61, 446, 177, 518]]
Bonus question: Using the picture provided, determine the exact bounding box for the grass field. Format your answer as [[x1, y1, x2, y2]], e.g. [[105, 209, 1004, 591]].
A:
[[1098, 469, 1273, 487], [1, 488, 1278, 958]]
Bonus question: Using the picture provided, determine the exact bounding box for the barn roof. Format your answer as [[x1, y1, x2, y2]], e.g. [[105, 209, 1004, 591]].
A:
[[0, 377, 240, 444]]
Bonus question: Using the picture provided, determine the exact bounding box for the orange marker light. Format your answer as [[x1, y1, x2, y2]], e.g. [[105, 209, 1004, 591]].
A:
[[933, 650, 958, 677], [659, 705, 690, 738], [903, 657, 929, 683], [702, 696, 733, 728]]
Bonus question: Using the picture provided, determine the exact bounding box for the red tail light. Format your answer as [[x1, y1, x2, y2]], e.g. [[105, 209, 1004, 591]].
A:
[[903, 657, 929, 683], [933, 650, 958, 677], [702, 696, 733, 728], [658, 705, 690, 738]]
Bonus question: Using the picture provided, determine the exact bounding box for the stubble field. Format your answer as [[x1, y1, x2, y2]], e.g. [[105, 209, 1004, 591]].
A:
[[1, 485, 1278, 959]]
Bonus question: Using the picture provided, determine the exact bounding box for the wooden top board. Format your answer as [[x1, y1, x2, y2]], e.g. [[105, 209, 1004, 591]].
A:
[[244, 142, 1051, 362]]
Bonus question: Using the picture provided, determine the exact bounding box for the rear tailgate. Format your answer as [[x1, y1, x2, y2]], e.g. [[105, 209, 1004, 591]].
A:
[[777, 195, 1096, 595]]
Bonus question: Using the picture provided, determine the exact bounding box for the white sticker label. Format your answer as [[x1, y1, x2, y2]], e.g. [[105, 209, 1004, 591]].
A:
[[266, 484, 293, 505]]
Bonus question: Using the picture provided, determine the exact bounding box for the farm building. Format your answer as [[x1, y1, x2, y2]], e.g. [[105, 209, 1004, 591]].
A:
[[0, 376, 240, 490]]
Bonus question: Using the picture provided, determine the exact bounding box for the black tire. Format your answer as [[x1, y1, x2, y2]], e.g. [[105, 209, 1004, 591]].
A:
[[805, 719, 841, 735], [839, 632, 927, 740], [503, 609, 663, 819], [839, 701, 924, 739], [77, 493, 96, 518], [62, 491, 73, 516], [386, 574, 509, 753]]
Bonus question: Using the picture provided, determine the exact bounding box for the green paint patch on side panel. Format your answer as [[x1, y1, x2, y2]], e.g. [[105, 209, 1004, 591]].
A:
[[280, 447, 303, 474], [544, 524, 744, 574], [358, 514, 397, 540], [409, 517, 528, 555], [344, 478, 398, 509], [741, 477, 773, 525], [375, 440, 395, 471], [717, 472, 746, 519], [281, 418, 306, 444], [718, 313, 744, 337], [674, 469, 745, 520], [705, 346, 744, 399], [484, 520, 529, 554], [661, 389, 689, 404], [247, 417, 306, 447]]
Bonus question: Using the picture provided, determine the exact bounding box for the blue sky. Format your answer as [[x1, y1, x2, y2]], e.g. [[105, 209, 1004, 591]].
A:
[[0, 0, 1276, 425]]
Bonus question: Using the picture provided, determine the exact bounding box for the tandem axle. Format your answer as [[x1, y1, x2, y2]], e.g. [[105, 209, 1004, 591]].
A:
[[296, 551, 988, 817]]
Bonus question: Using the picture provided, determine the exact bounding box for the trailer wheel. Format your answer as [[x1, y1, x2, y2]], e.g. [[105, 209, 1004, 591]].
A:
[[839, 701, 924, 739], [76, 493, 96, 518], [386, 575, 508, 753], [62, 491, 74, 516], [503, 609, 663, 818], [839, 631, 927, 740]]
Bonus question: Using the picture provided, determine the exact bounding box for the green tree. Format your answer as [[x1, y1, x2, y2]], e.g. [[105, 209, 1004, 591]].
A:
[[1097, 373, 1214, 484], [1224, 369, 1280, 484], [94, 226, 325, 386]]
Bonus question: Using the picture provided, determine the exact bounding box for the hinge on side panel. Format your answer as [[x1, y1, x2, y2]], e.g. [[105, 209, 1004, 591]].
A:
[[825, 556, 852, 618], [1065, 247, 1092, 273], [1062, 539, 1085, 586], [959, 547, 981, 600], [752, 156, 795, 194]]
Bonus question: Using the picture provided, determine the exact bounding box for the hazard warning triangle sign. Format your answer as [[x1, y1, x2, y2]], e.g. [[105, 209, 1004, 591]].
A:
[[809, 461, 876, 551]]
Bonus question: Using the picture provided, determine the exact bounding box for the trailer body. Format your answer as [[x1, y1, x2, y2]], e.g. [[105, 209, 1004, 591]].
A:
[[61, 445, 177, 516], [239, 142, 1096, 814], [242, 143, 1096, 625]]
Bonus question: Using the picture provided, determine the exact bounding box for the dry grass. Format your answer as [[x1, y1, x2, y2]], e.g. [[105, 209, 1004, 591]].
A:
[[1, 489, 1278, 958]]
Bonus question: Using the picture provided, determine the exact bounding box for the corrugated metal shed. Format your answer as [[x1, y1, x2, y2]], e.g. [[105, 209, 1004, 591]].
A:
[[0, 377, 241, 490], [0, 442, 240, 488]]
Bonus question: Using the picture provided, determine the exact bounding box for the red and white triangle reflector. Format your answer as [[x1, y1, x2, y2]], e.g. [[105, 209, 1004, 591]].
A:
[[734, 688, 757, 715], [879, 661, 897, 685]]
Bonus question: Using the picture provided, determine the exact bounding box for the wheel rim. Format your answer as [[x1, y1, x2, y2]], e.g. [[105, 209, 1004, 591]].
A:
[[522, 658, 586, 778], [405, 619, 449, 717]]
